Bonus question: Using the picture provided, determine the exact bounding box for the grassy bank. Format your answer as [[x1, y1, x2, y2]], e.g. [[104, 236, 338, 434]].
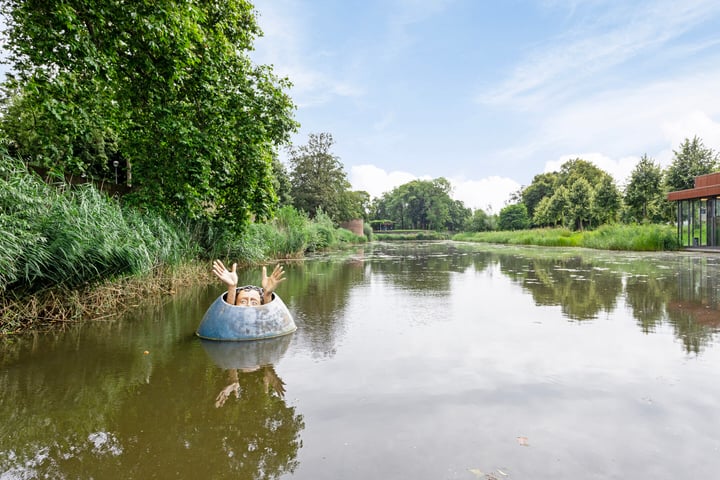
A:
[[0, 160, 366, 334], [453, 224, 680, 251], [373, 230, 450, 241]]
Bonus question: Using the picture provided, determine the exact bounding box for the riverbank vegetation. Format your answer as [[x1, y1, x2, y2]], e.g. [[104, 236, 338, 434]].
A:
[[0, 1, 372, 334], [374, 230, 450, 241], [0, 157, 364, 334], [454, 224, 679, 251], [366, 138, 718, 251], [1, 0, 716, 335]]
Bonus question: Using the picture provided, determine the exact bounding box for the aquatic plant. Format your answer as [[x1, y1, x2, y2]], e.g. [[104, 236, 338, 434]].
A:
[[453, 225, 678, 251], [0, 158, 192, 294]]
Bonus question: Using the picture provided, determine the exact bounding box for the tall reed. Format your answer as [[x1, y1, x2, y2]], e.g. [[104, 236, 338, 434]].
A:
[[453, 225, 679, 251], [0, 158, 192, 294]]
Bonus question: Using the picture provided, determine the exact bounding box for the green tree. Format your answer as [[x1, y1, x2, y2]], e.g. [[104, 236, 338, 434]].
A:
[[547, 185, 569, 227], [372, 177, 465, 231], [665, 136, 718, 191], [465, 208, 494, 232], [521, 172, 558, 220], [623, 154, 664, 222], [289, 133, 351, 221], [592, 175, 621, 225], [447, 199, 471, 231], [1, 0, 297, 231], [498, 203, 530, 231], [532, 196, 552, 227], [338, 190, 371, 221], [566, 177, 593, 230], [271, 156, 294, 207], [558, 158, 609, 188]]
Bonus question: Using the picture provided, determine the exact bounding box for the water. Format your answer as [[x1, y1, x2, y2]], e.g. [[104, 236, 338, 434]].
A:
[[2, 241, 720, 479]]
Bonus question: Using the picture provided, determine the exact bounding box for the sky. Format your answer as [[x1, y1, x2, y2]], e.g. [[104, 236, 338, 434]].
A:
[[250, 0, 720, 213]]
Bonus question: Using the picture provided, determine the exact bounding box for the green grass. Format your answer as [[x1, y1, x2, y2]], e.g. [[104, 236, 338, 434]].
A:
[[374, 230, 450, 241], [453, 224, 680, 251]]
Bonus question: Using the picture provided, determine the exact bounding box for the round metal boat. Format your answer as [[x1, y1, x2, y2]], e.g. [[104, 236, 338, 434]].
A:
[[196, 290, 296, 341], [200, 333, 293, 369]]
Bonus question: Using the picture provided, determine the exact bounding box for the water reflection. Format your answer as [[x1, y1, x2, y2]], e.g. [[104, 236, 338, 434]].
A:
[[2, 242, 720, 479], [500, 255, 623, 320], [201, 336, 293, 406], [280, 256, 366, 359], [359, 243, 720, 353], [0, 291, 304, 479]]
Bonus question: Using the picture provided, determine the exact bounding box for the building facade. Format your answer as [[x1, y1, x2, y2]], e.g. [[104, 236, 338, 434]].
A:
[[667, 172, 720, 247]]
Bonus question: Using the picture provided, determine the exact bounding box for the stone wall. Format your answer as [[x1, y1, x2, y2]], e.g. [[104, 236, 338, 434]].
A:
[[340, 219, 364, 237]]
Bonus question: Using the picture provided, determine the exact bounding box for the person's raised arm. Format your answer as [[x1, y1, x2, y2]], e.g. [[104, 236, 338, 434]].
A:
[[261, 264, 286, 304], [212, 260, 238, 305]]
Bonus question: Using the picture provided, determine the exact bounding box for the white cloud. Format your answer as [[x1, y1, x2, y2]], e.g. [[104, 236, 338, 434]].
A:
[[349, 164, 420, 198], [477, 0, 720, 109], [502, 70, 720, 180], [661, 111, 720, 158], [449, 176, 521, 214], [350, 164, 519, 214]]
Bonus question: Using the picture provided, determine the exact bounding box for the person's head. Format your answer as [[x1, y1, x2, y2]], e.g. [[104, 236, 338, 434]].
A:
[[236, 286, 263, 306]]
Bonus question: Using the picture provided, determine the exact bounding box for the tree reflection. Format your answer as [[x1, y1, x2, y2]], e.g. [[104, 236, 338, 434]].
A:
[[366, 242, 490, 292], [625, 274, 669, 333], [499, 254, 623, 321], [494, 248, 720, 352], [0, 331, 304, 479], [664, 256, 720, 354], [278, 257, 365, 358]]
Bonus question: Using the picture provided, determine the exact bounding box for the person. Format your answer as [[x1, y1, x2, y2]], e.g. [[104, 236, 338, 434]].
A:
[[212, 259, 286, 306]]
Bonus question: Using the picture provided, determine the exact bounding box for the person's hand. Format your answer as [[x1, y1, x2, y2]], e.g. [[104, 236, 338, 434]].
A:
[[214, 382, 240, 408], [261, 264, 286, 295], [212, 260, 238, 287]]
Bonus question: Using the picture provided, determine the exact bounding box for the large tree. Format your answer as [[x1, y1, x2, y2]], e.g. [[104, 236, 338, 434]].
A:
[[592, 175, 622, 225], [623, 154, 665, 223], [1, 0, 297, 230], [465, 208, 494, 232], [523, 158, 620, 230], [288, 132, 351, 221], [498, 203, 530, 231], [566, 177, 593, 230], [521, 172, 558, 220], [372, 177, 466, 231], [664, 136, 718, 191]]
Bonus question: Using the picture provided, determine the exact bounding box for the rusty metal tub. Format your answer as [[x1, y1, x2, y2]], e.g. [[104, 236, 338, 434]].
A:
[[196, 290, 296, 341]]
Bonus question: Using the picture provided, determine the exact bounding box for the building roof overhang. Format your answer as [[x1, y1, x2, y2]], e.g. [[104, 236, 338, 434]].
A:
[[667, 185, 720, 201], [667, 172, 720, 201]]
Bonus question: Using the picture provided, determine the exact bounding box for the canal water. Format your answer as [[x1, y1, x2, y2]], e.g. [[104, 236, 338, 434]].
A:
[[2, 241, 719, 479]]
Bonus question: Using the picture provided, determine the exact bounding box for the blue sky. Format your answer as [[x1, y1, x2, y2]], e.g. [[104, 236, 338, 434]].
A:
[[251, 0, 720, 212]]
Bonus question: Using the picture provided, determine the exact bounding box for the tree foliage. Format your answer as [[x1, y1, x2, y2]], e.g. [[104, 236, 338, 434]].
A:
[[288, 133, 351, 221], [498, 203, 530, 231], [592, 175, 622, 225], [464, 208, 494, 232], [522, 172, 558, 219], [372, 178, 469, 231], [0, 0, 297, 232], [522, 158, 620, 230], [566, 177, 593, 230], [664, 136, 718, 191], [623, 154, 665, 223]]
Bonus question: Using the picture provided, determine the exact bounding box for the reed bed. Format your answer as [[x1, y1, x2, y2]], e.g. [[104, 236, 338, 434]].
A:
[[0, 160, 192, 295], [1, 160, 369, 333], [374, 231, 450, 241], [453, 224, 679, 251], [0, 261, 208, 334]]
